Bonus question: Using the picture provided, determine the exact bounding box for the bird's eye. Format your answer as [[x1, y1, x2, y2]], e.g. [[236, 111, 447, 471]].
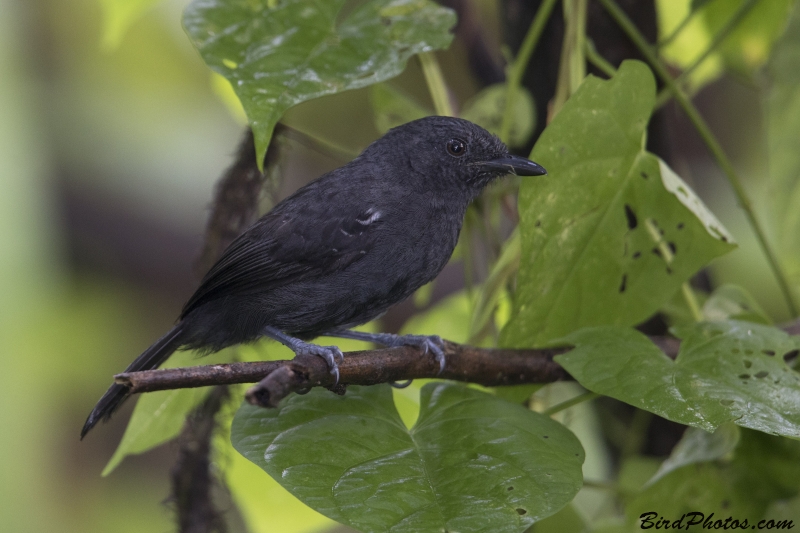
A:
[[446, 138, 467, 157]]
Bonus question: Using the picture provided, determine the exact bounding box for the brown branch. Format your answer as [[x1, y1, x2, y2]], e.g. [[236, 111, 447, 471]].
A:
[[116, 336, 682, 408]]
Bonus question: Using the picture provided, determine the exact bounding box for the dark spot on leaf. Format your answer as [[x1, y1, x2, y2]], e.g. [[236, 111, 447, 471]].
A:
[[784, 350, 799, 364], [507, 486, 514, 491], [720, 235, 728, 243], [641, 171, 648, 179], [720, 399, 734, 406], [516, 508, 527, 515], [652, 247, 662, 258], [624, 204, 638, 229], [677, 222, 685, 230], [666, 266, 672, 274], [743, 360, 752, 368], [744, 349, 753, 355], [619, 274, 627, 293], [677, 186, 688, 196], [732, 348, 740, 354], [633, 251, 641, 259], [542, 435, 549, 439], [755, 371, 769, 378], [721, 500, 730, 510], [668, 241, 677, 255], [763, 350, 775, 356], [535, 219, 541, 227], [381, 17, 391, 26], [739, 374, 750, 379]]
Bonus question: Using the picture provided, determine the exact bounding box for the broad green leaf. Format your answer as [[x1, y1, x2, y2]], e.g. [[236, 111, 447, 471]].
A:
[[184, 0, 456, 168], [370, 83, 429, 135], [99, 0, 162, 50], [461, 84, 536, 148], [231, 383, 585, 533], [703, 0, 794, 74], [731, 429, 800, 502], [501, 61, 735, 349], [627, 463, 765, 528], [767, 4, 800, 294], [102, 348, 237, 475], [628, 429, 800, 528], [647, 424, 740, 486], [210, 384, 338, 533], [556, 321, 800, 437], [702, 284, 771, 324]]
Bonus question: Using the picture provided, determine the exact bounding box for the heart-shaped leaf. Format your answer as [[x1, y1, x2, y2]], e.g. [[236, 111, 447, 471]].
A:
[[184, 0, 456, 167], [232, 383, 585, 533], [502, 61, 735, 349], [556, 321, 800, 437]]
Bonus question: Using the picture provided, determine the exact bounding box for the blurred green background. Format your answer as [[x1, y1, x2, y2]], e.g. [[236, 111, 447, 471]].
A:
[[0, 0, 791, 531]]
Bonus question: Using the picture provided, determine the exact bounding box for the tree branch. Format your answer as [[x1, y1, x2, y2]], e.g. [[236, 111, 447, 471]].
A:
[[115, 337, 682, 408]]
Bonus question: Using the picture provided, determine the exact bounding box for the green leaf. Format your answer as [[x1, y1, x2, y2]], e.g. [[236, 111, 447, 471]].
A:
[[231, 383, 585, 533], [627, 463, 765, 528], [98, 0, 162, 50], [732, 429, 800, 502], [501, 61, 735, 349], [767, 4, 800, 294], [647, 424, 740, 486], [702, 284, 772, 324], [102, 348, 236, 476], [628, 429, 800, 528], [556, 321, 800, 437], [184, 0, 456, 168], [461, 84, 536, 148], [369, 83, 430, 135]]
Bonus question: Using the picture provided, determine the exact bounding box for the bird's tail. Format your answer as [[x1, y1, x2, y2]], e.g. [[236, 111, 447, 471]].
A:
[[81, 323, 186, 439]]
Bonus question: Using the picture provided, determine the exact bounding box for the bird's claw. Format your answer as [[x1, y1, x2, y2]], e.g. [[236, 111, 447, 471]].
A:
[[400, 334, 446, 374], [296, 344, 343, 385]]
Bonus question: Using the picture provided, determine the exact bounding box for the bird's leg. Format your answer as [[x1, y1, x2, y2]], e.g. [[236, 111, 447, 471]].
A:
[[263, 326, 344, 384], [324, 329, 447, 374]]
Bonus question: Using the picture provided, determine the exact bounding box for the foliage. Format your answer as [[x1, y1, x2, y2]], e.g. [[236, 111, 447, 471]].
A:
[[97, 0, 800, 532]]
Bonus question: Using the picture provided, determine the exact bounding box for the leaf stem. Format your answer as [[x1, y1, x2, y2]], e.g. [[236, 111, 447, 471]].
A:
[[499, 0, 559, 144], [682, 282, 704, 322], [542, 391, 600, 416], [598, 0, 798, 317], [585, 38, 616, 78], [418, 52, 454, 117]]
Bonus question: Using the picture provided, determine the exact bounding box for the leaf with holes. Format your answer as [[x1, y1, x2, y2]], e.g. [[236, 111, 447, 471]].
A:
[[556, 321, 800, 438], [231, 383, 584, 533], [501, 61, 735, 349], [184, 0, 456, 168]]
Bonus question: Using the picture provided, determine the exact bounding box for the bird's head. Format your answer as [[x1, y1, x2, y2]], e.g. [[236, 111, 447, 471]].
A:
[[371, 116, 546, 197]]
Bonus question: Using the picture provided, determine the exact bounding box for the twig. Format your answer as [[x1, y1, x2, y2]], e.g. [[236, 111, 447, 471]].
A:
[[598, 0, 799, 317], [116, 337, 682, 408]]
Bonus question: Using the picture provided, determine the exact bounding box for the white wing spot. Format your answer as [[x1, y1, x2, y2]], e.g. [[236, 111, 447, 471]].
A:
[[357, 209, 381, 225]]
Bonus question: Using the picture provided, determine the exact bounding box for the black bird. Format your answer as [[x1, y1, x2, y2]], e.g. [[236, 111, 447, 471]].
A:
[[81, 116, 546, 438]]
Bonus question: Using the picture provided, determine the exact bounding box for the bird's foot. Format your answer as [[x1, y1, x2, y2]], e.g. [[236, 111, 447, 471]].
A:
[[294, 342, 344, 384], [262, 326, 344, 385], [394, 334, 446, 373]]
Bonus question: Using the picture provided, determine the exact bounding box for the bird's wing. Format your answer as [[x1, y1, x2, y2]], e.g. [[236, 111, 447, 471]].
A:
[[180, 191, 384, 317]]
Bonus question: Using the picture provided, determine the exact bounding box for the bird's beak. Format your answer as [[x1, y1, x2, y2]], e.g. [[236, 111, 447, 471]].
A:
[[480, 154, 547, 176]]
